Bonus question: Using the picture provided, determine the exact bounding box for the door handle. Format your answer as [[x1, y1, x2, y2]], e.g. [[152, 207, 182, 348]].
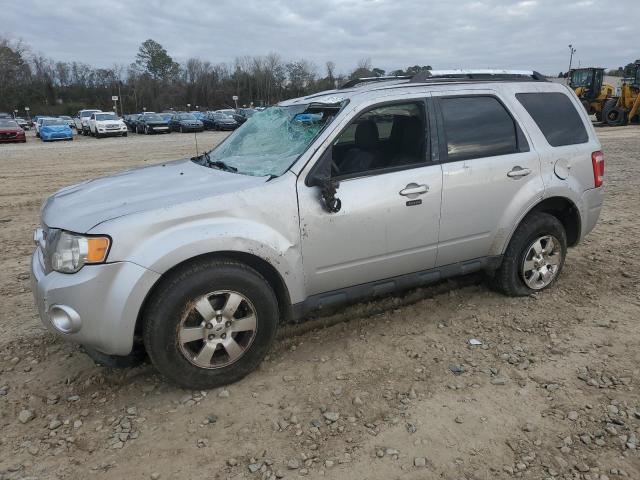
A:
[[507, 166, 531, 178], [399, 183, 429, 196]]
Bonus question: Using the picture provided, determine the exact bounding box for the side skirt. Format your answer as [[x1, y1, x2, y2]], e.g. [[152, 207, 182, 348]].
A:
[[291, 255, 503, 322]]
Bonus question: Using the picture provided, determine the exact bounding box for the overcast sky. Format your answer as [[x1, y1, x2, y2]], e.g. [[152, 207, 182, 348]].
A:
[[2, 0, 638, 76]]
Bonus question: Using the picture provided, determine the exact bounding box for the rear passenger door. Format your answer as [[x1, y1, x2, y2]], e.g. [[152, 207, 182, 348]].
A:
[[433, 92, 544, 266]]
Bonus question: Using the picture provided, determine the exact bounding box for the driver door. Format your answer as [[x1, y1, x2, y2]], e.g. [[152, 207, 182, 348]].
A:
[[297, 99, 442, 297]]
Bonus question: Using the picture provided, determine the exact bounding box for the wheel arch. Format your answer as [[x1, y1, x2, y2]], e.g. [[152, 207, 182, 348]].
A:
[[134, 250, 293, 338], [507, 196, 581, 252]]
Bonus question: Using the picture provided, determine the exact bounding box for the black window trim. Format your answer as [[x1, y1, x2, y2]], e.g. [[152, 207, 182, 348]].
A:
[[433, 93, 530, 164], [306, 98, 433, 185]]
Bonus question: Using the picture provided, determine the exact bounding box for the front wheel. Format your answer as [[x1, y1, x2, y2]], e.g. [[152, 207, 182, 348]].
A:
[[491, 212, 567, 296], [143, 259, 279, 389]]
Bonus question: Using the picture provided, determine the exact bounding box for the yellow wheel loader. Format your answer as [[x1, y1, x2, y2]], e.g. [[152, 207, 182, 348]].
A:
[[569, 67, 615, 122], [601, 62, 640, 126]]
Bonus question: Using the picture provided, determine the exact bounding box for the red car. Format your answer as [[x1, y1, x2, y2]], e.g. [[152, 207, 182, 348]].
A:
[[0, 119, 26, 143]]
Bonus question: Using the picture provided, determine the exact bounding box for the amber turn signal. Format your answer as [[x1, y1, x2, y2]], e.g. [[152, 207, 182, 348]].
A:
[[86, 237, 110, 263]]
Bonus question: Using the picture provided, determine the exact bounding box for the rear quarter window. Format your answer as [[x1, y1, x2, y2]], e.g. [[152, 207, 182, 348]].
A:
[[516, 92, 588, 147]]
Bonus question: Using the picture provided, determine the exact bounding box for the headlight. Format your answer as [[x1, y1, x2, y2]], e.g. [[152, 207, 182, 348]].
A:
[[49, 230, 110, 273]]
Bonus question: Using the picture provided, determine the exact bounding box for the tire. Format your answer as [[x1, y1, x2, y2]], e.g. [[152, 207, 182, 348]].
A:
[[94, 129, 100, 139], [602, 98, 626, 126], [142, 259, 279, 389], [122, 132, 127, 137], [490, 212, 567, 297], [595, 110, 603, 122]]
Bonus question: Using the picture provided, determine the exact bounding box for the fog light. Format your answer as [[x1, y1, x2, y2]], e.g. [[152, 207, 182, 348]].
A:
[[48, 304, 81, 334]]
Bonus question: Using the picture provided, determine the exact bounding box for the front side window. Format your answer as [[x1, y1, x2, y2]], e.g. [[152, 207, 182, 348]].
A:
[[440, 96, 518, 162], [330, 102, 426, 178], [516, 92, 588, 147], [200, 104, 339, 177]]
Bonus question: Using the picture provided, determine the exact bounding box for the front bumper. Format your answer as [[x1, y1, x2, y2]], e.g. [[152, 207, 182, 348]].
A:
[[0, 134, 25, 143], [179, 124, 204, 131], [41, 132, 72, 141], [30, 248, 160, 356], [148, 125, 170, 132], [98, 127, 128, 136]]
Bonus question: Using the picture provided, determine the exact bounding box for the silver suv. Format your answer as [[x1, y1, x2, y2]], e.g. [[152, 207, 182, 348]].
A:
[[31, 70, 604, 389]]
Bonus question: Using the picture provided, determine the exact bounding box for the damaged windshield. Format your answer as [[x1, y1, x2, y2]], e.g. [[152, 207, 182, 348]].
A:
[[196, 104, 341, 177]]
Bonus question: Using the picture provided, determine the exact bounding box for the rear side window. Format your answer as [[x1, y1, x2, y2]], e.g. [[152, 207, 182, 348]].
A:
[[516, 92, 588, 147], [439, 96, 520, 162]]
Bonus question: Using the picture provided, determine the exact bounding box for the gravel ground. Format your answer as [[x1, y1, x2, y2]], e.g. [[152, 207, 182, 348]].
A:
[[0, 126, 639, 480]]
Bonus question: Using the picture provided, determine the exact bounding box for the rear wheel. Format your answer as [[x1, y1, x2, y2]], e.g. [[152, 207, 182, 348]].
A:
[[491, 212, 567, 296], [603, 98, 626, 126], [143, 259, 279, 389]]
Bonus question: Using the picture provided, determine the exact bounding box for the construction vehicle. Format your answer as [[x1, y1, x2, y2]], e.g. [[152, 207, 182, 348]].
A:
[[568, 67, 615, 121], [601, 61, 640, 126]]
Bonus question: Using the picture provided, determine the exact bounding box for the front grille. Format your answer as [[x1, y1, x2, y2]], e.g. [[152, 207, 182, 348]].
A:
[[0, 132, 17, 138]]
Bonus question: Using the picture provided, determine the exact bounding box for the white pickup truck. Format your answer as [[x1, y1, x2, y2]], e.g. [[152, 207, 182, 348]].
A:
[[74, 109, 102, 135]]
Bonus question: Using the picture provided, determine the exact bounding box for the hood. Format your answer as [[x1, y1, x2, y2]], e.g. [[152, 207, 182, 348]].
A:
[[41, 125, 71, 132], [0, 127, 23, 133], [42, 158, 267, 232]]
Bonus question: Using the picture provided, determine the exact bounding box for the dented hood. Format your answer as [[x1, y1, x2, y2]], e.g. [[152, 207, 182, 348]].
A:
[[42, 158, 266, 232]]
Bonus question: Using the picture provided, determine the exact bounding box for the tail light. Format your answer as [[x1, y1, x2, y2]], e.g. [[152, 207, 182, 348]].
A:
[[591, 151, 604, 187]]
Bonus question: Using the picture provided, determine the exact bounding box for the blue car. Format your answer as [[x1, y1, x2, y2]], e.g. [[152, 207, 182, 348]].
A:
[[40, 118, 73, 142]]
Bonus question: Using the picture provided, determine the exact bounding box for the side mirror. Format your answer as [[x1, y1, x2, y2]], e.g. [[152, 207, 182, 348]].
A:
[[308, 148, 341, 213]]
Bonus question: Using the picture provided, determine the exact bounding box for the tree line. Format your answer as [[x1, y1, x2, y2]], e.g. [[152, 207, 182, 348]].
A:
[[0, 37, 431, 116]]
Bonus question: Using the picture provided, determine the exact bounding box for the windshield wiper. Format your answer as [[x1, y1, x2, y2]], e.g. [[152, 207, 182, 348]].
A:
[[195, 151, 238, 173]]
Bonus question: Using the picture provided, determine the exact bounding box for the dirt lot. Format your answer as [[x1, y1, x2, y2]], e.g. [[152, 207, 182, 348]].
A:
[[1, 126, 639, 480]]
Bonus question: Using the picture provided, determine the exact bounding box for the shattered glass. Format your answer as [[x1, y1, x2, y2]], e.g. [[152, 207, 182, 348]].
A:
[[206, 105, 335, 177]]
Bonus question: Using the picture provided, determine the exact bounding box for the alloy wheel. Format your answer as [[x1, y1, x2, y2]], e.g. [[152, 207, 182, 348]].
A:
[[521, 235, 563, 289], [177, 290, 258, 369]]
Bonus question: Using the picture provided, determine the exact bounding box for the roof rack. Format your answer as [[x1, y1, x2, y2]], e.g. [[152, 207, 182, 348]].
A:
[[339, 76, 411, 89], [410, 69, 547, 83]]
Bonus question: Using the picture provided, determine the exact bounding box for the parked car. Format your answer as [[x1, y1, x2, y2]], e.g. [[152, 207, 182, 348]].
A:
[[59, 115, 75, 128], [169, 113, 204, 132], [215, 109, 236, 116], [0, 119, 26, 143], [232, 108, 256, 125], [203, 112, 238, 131], [123, 114, 140, 132], [39, 118, 73, 142], [74, 109, 102, 135], [35, 117, 55, 138], [0, 112, 12, 119], [136, 113, 171, 134], [88, 112, 128, 138], [14, 117, 30, 130], [30, 70, 604, 389]]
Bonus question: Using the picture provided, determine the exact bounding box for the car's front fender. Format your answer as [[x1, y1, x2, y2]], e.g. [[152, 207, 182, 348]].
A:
[[90, 173, 305, 303]]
